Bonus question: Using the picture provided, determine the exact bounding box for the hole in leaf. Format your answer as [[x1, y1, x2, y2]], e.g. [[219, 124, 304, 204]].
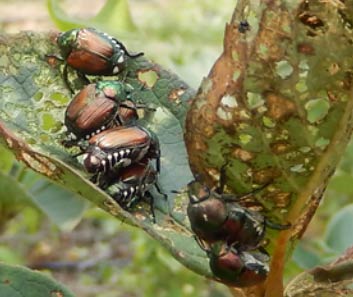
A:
[[305, 98, 330, 123], [138, 70, 158, 88]]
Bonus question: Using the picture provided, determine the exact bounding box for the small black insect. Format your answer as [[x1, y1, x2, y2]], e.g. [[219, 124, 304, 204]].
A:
[[238, 20, 250, 33]]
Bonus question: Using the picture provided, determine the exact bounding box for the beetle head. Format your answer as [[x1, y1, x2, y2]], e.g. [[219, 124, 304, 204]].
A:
[[187, 180, 211, 204], [57, 28, 80, 57]]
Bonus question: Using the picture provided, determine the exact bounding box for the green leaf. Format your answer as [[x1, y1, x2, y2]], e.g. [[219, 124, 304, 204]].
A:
[[0, 32, 211, 278], [185, 0, 353, 256], [0, 170, 32, 229], [184, 2, 353, 292], [325, 204, 353, 253], [0, 171, 32, 207], [0, 152, 87, 230], [29, 179, 88, 231], [47, 0, 83, 31], [0, 262, 75, 297], [285, 262, 353, 297], [47, 0, 136, 36], [91, 0, 137, 32], [292, 243, 322, 270], [328, 173, 353, 196], [0, 246, 23, 265], [0, 146, 15, 173]]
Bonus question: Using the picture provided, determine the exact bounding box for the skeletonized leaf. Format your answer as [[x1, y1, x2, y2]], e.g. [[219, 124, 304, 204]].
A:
[[0, 31, 211, 278], [184, 0, 353, 294]]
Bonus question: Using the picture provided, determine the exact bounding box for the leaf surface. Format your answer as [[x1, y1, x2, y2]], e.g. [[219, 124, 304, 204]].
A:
[[0, 31, 211, 277], [0, 262, 75, 297], [184, 0, 353, 294]]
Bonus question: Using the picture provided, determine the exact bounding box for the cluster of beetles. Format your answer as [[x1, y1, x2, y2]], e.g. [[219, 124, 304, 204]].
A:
[[49, 27, 165, 220], [49, 27, 290, 288]]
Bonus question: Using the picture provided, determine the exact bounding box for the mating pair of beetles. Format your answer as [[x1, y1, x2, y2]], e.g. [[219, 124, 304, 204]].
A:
[[49, 28, 166, 219], [185, 169, 291, 287]]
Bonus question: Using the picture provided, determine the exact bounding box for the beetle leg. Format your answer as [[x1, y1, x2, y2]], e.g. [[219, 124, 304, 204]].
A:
[[89, 173, 99, 185], [257, 246, 270, 257], [144, 192, 156, 224], [126, 51, 144, 58], [137, 168, 157, 223], [124, 49, 144, 59], [226, 241, 238, 253], [76, 71, 90, 85], [154, 182, 168, 201], [221, 181, 272, 203], [265, 219, 291, 230], [71, 150, 86, 158], [98, 176, 111, 190], [61, 137, 75, 148], [220, 193, 239, 201], [125, 194, 137, 209], [194, 236, 211, 255], [62, 64, 75, 94], [113, 112, 124, 126], [155, 156, 161, 173], [112, 160, 125, 172], [119, 102, 138, 111]]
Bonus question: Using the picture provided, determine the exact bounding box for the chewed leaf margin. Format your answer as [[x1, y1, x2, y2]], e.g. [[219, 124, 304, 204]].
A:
[[0, 32, 212, 278]]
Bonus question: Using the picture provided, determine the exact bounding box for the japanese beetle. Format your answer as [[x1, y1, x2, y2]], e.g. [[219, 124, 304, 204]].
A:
[[105, 159, 166, 222], [187, 180, 290, 251], [49, 28, 143, 92], [209, 242, 269, 287], [81, 125, 160, 182], [63, 81, 145, 147]]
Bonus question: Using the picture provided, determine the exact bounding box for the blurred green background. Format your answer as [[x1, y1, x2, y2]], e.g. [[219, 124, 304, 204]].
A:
[[0, 0, 352, 296]]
